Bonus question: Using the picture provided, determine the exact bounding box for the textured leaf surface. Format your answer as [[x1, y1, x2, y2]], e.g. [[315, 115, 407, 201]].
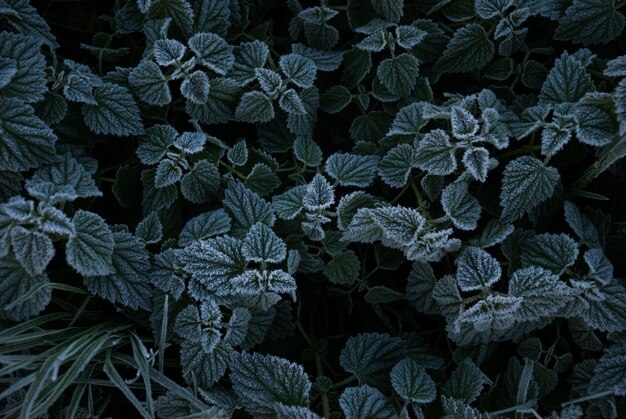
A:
[[340, 333, 405, 386], [66, 210, 114, 276], [435, 24, 494, 73], [339, 385, 397, 419], [391, 359, 437, 403], [82, 83, 143, 136]]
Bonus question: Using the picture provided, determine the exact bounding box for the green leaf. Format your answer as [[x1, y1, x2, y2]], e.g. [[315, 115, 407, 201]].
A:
[[520, 233, 579, 275], [462, 147, 490, 182], [441, 182, 481, 231], [180, 159, 219, 204], [365, 286, 404, 304], [0, 97, 56, 172], [230, 41, 270, 86], [188, 32, 234, 75], [0, 0, 57, 48], [272, 185, 307, 220], [129, 61, 171, 106], [83, 231, 152, 310], [377, 53, 420, 98], [406, 262, 438, 314], [230, 352, 311, 416], [475, 0, 514, 19], [223, 181, 276, 234], [82, 83, 144, 136], [141, 169, 178, 213], [227, 141, 248, 166], [10, 226, 54, 275], [178, 209, 231, 246], [573, 106, 615, 147], [235, 91, 275, 123], [279, 88, 306, 115], [242, 222, 287, 263], [340, 333, 405, 386], [555, 0, 625, 45], [29, 152, 102, 199], [378, 143, 415, 188], [339, 385, 397, 419], [180, 341, 232, 389], [341, 49, 372, 88], [323, 250, 360, 286], [396, 25, 427, 49], [325, 153, 379, 187], [451, 107, 479, 139], [147, 0, 194, 35], [588, 340, 626, 396], [245, 163, 281, 196], [456, 246, 501, 292], [136, 212, 163, 244], [63, 74, 96, 104], [584, 248, 613, 285], [0, 32, 46, 103], [435, 24, 494, 73], [186, 77, 242, 125], [414, 129, 457, 175], [442, 358, 488, 403], [0, 253, 51, 320], [192, 0, 231, 35], [391, 359, 437, 403], [280, 53, 317, 89], [509, 266, 573, 322], [540, 52, 593, 104], [66, 210, 114, 276], [293, 136, 323, 167], [500, 156, 560, 223], [350, 111, 393, 142], [320, 85, 352, 113], [136, 124, 177, 165], [181, 70, 210, 105], [371, 0, 403, 21]]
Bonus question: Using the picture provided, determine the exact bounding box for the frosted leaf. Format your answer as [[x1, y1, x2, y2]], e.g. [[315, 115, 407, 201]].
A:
[[180, 340, 232, 389], [414, 129, 457, 176], [10, 225, 54, 275], [230, 41, 270, 85], [242, 223, 287, 264], [376, 53, 420, 98], [540, 52, 592, 104], [225, 307, 251, 347], [435, 24, 494, 73], [371, 0, 404, 21], [588, 341, 626, 396], [82, 83, 143, 136], [340, 333, 405, 386], [451, 107, 479, 139], [0, 0, 57, 48], [456, 246, 501, 292], [178, 209, 231, 246], [153, 39, 186, 66], [136, 212, 163, 244], [136, 124, 177, 165], [141, 169, 178, 213], [441, 182, 481, 231], [188, 32, 234, 75], [356, 30, 387, 52], [154, 158, 182, 188], [227, 140, 248, 166], [223, 180, 276, 233], [396, 25, 427, 49], [181, 70, 210, 104], [578, 281, 626, 332], [128, 61, 171, 106], [293, 136, 323, 167], [520, 233, 579, 275], [555, 0, 625, 45], [405, 229, 461, 263], [279, 89, 306, 115], [274, 404, 321, 419], [475, 0, 514, 18], [391, 359, 437, 403], [0, 32, 47, 103], [175, 301, 222, 352], [0, 253, 51, 321], [584, 248, 613, 285], [323, 250, 360, 286], [406, 262, 438, 315], [279, 53, 317, 89], [65, 210, 114, 276], [509, 266, 573, 322], [541, 122, 572, 157], [256, 68, 283, 97], [235, 91, 275, 123], [180, 159, 219, 204], [462, 147, 490, 182], [63, 74, 96, 104], [303, 174, 335, 211], [370, 206, 426, 245], [378, 143, 415, 188], [28, 152, 102, 199], [245, 163, 280, 196], [325, 153, 379, 187], [573, 106, 615, 147], [442, 359, 488, 403], [563, 201, 602, 248], [339, 385, 397, 419], [387, 102, 427, 136], [470, 219, 514, 248], [272, 185, 307, 220]]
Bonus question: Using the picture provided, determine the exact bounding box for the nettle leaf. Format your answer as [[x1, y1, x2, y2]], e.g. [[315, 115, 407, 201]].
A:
[[66, 210, 114, 276], [235, 91, 275, 123], [364, 286, 404, 304], [388, 102, 427, 136], [509, 266, 573, 322], [154, 158, 182, 188], [63, 74, 95, 104], [230, 41, 270, 85], [540, 52, 593, 104], [242, 222, 287, 264], [442, 359, 488, 403], [153, 38, 186, 66], [435, 24, 494, 73], [451, 107, 479, 139], [378, 143, 415, 188], [463, 147, 490, 182], [30, 153, 101, 199], [577, 281, 626, 333], [136, 212, 163, 244], [0, 97, 57, 172], [303, 174, 335, 211], [225, 307, 252, 347], [181, 70, 210, 104], [180, 159, 219, 204], [173, 131, 206, 154], [223, 180, 276, 233], [180, 340, 232, 389], [371, 206, 426, 245], [186, 77, 242, 125], [0, 0, 57, 48], [272, 185, 307, 220], [475, 0, 514, 18], [0, 32, 46, 103], [588, 341, 626, 396], [256, 68, 283, 97], [520, 233, 579, 275], [339, 385, 397, 419], [555, 0, 625, 45], [10, 226, 54, 275], [129, 61, 171, 106], [470, 219, 514, 248], [441, 183, 481, 231], [500, 156, 560, 223], [414, 129, 457, 175], [245, 163, 281, 196], [541, 122, 572, 157], [178, 209, 231, 246], [340, 333, 405, 386], [280, 54, 317, 89], [136, 124, 177, 165], [292, 44, 344, 72], [356, 30, 388, 52], [325, 153, 379, 187], [82, 83, 143, 136], [456, 246, 501, 292], [377, 53, 420, 98], [0, 253, 51, 321], [573, 106, 615, 147], [83, 231, 152, 310], [320, 85, 352, 113], [227, 141, 248, 166], [371, 0, 403, 21], [391, 359, 437, 404], [279, 89, 306, 115], [564, 201, 603, 248], [188, 32, 234, 75], [293, 136, 323, 167], [396, 25, 427, 49], [584, 248, 613, 285], [323, 250, 360, 285], [406, 262, 438, 314], [230, 352, 311, 416]]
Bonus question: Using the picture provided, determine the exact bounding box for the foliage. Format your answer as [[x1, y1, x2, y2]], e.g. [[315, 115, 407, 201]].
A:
[[1, 0, 626, 418]]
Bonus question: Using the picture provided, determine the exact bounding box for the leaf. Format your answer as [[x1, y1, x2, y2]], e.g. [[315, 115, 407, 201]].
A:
[[245, 163, 280, 196], [462, 147, 490, 182], [541, 122, 572, 157], [63, 74, 96, 104], [325, 153, 379, 187], [83, 231, 152, 310], [320, 85, 352, 114], [475, 0, 514, 18], [66, 210, 114, 276], [152, 39, 186, 66], [370, 206, 426, 245], [391, 359, 437, 403], [376, 53, 420, 98], [192, 0, 230, 35], [578, 281, 626, 332], [442, 359, 488, 403], [509, 266, 573, 322], [356, 30, 387, 52], [293, 136, 323, 167], [82, 83, 144, 136], [406, 262, 438, 314], [188, 32, 234, 75], [456, 246, 501, 292], [141, 169, 178, 213], [339, 385, 397, 419], [10, 226, 54, 275], [435, 24, 494, 73], [336, 191, 379, 231], [227, 141, 248, 166], [323, 250, 360, 286], [414, 129, 457, 175], [180, 159, 219, 204], [396, 25, 427, 49], [154, 158, 182, 188], [555, 0, 625, 45], [136, 124, 177, 165], [181, 70, 210, 105], [365, 286, 404, 304], [0, 97, 57, 172], [378, 143, 415, 188], [0, 253, 51, 321], [341, 49, 372, 88], [173, 132, 206, 154], [520, 233, 579, 275], [584, 248, 613, 285], [540, 52, 593, 104], [339, 333, 405, 386], [279, 53, 317, 89], [388, 102, 427, 136], [235, 91, 275, 123], [230, 41, 270, 85], [279, 89, 306, 115], [180, 341, 231, 389], [0, 32, 46, 103], [292, 44, 344, 72], [178, 209, 231, 246], [35, 92, 67, 126], [186, 77, 242, 125], [129, 61, 171, 106], [441, 182, 481, 231], [242, 223, 287, 264], [499, 156, 560, 223], [0, 0, 57, 48], [470, 219, 514, 248], [573, 106, 615, 147], [303, 174, 335, 211], [451, 107, 479, 139], [225, 307, 251, 346], [175, 301, 221, 352], [588, 340, 626, 396], [272, 185, 307, 220], [147, 0, 193, 35], [136, 212, 163, 244], [29, 152, 101, 199], [229, 352, 311, 416], [350, 111, 392, 142]]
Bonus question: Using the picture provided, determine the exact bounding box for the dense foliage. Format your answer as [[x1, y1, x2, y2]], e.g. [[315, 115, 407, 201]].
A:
[[1, 0, 626, 417]]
